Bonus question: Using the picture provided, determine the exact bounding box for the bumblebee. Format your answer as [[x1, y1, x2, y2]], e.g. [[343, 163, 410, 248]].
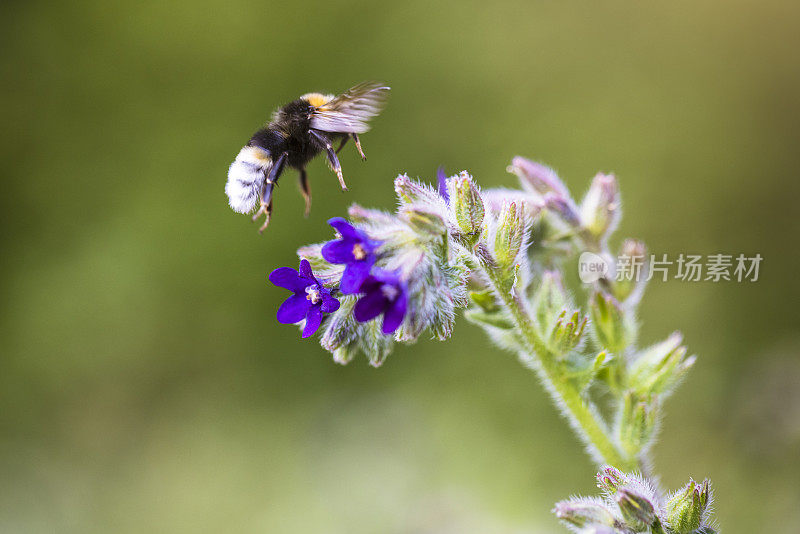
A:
[[225, 81, 390, 232]]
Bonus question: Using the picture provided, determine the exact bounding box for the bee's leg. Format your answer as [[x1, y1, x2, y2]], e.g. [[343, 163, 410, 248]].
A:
[[335, 135, 348, 154], [252, 151, 287, 232], [265, 151, 288, 189], [351, 133, 367, 161], [335, 134, 366, 160], [309, 130, 347, 191], [298, 168, 311, 217], [251, 187, 273, 233]]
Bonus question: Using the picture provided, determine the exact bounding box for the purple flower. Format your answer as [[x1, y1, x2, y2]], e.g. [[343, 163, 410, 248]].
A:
[[269, 259, 340, 338], [437, 166, 450, 203], [353, 270, 408, 335], [321, 217, 381, 294]]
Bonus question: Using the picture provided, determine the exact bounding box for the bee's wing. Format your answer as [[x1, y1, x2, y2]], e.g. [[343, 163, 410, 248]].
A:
[[310, 82, 390, 134]]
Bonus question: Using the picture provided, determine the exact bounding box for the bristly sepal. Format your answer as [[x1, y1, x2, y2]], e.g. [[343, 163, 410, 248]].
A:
[[556, 468, 717, 534], [448, 171, 486, 248], [589, 291, 636, 355], [553, 496, 621, 532], [627, 332, 696, 399], [665, 478, 713, 534]]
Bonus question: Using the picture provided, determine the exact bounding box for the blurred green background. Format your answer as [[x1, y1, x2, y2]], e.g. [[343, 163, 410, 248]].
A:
[[2, 0, 799, 532]]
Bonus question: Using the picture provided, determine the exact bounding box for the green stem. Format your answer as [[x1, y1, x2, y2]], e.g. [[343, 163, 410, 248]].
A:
[[480, 259, 638, 472]]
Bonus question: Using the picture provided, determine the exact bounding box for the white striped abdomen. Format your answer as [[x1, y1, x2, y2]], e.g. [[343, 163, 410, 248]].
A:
[[225, 146, 272, 213]]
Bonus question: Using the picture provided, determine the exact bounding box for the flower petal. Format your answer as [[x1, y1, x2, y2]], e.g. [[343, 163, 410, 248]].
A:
[[437, 166, 450, 203], [321, 239, 356, 264], [269, 267, 308, 293], [381, 289, 408, 334], [371, 268, 402, 287], [298, 259, 314, 280], [302, 306, 323, 338], [328, 217, 360, 240], [339, 259, 374, 294], [320, 293, 340, 313], [276, 294, 310, 324], [356, 275, 381, 294], [354, 290, 387, 322]]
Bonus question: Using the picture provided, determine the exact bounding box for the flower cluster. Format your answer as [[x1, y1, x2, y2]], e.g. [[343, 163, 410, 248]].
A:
[[261, 155, 716, 533], [269, 218, 409, 344], [270, 170, 481, 365], [554, 466, 715, 534], [266, 159, 698, 465]]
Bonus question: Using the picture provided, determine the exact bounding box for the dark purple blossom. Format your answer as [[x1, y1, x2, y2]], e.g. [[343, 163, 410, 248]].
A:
[[321, 217, 381, 294], [353, 270, 408, 335], [269, 259, 340, 338], [437, 166, 450, 203]]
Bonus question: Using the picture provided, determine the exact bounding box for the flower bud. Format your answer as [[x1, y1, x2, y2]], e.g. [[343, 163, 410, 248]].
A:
[[589, 292, 631, 354], [394, 173, 442, 206], [665, 479, 711, 533], [532, 271, 570, 336], [553, 499, 617, 529], [616, 486, 656, 529], [544, 192, 581, 227], [554, 469, 717, 534], [629, 332, 696, 398], [580, 173, 620, 240], [493, 201, 527, 269], [452, 172, 485, 244], [617, 391, 658, 457], [596, 466, 627, 495], [549, 309, 588, 355], [399, 206, 447, 239], [508, 156, 570, 198]]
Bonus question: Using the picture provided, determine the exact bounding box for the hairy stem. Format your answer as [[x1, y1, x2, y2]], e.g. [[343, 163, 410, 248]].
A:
[[478, 257, 639, 472]]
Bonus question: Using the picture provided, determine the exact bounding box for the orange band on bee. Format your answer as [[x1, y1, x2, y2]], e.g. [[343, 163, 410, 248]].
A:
[[301, 93, 334, 108]]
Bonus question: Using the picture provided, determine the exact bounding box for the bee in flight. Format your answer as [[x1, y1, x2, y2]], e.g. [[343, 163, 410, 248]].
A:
[[225, 81, 390, 232]]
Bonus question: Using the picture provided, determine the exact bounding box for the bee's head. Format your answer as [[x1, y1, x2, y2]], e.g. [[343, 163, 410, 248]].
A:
[[276, 99, 318, 135]]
